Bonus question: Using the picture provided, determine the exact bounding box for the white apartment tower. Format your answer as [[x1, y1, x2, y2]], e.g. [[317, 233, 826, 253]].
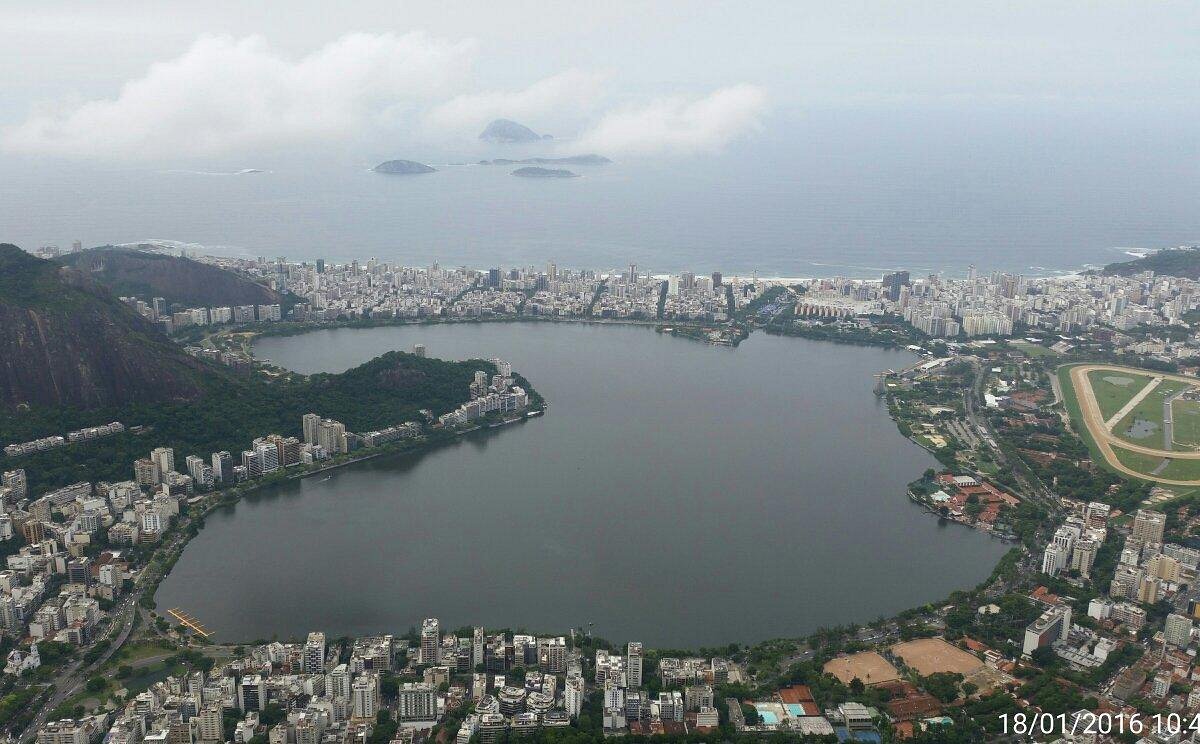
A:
[[564, 674, 584, 718], [151, 447, 175, 476], [327, 664, 351, 700], [1165, 613, 1194, 647], [303, 631, 326, 674], [351, 674, 379, 720], [626, 642, 643, 689]]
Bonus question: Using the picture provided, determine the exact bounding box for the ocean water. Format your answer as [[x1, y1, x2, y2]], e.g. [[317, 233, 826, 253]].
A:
[[1, 107, 1196, 278]]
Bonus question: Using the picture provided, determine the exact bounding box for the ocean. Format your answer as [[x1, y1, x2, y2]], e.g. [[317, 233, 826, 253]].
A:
[[1, 106, 1196, 278]]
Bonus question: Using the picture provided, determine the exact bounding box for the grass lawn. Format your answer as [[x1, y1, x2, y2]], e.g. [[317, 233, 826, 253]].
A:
[[1153, 458, 1200, 482], [1111, 446, 1165, 479], [1113, 379, 1192, 446], [1011, 341, 1058, 359], [1173, 398, 1200, 448], [1110, 445, 1200, 483], [1087, 369, 1154, 421], [111, 640, 177, 664], [109, 660, 188, 701]]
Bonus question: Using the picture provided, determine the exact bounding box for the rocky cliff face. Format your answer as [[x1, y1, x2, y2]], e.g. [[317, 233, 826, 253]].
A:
[[60, 246, 282, 308], [0, 244, 211, 411]]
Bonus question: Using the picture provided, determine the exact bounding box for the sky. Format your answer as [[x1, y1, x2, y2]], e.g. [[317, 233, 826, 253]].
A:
[[0, 1, 1196, 162]]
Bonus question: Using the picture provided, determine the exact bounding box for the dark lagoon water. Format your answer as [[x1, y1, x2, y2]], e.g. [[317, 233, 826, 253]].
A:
[[156, 322, 1008, 646]]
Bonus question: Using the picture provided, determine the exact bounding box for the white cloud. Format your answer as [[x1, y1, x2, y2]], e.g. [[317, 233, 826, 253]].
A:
[[2, 32, 477, 158], [1, 31, 767, 161], [422, 69, 607, 138], [574, 84, 768, 156]]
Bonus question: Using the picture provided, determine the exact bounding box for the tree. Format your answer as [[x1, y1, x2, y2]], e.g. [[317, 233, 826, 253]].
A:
[[1030, 646, 1057, 668], [259, 703, 285, 727]]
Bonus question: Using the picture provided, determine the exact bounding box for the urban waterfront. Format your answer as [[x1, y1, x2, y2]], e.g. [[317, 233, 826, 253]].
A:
[[156, 322, 1007, 646]]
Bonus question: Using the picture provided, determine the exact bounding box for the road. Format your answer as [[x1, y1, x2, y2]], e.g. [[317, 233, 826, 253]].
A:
[[1163, 387, 1187, 451], [20, 593, 139, 741], [1067, 364, 1200, 485], [18, 524, 192, 743]]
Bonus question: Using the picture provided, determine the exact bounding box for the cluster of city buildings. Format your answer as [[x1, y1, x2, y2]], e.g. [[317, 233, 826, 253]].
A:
[[120, 295, 282, 335], [195, 256, 751, 325], [4, 422, 125, 458], [193, 247, 1200, 357], [29, 623, 734, 744], [590, 644, 723, 735], [1039, 501, 1110, 580], [437, 361, 529, 428], [1026, 500, 1200, 707], [0, 468, 127, 655], [786, 252, 1200, 351], [0, 404, 436, 649]]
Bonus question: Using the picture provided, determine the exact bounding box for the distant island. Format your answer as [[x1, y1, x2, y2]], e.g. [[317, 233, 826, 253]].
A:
[[372, 160, 436, 175], [480, 154, 610, 166], [480, 119, 550, 143], [511, 167, 579, 179]]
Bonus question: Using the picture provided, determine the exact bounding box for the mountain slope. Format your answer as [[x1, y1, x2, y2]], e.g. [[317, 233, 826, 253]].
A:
[[1101, 247, 1200, 279], [60, 246, 282, 307], [0, 244, 211, 411]]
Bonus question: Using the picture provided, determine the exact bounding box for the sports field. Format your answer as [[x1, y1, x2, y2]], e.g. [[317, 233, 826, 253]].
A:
[[1086, 369, 1154, 421], [1061, 364, 1200, 485], [1173, 398, 1200, 447], [890, 638, 983, 676], [1112, 379, 1190, 446], [823, 651, 901, 686]]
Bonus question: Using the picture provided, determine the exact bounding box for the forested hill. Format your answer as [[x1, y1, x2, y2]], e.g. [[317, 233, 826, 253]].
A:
[[1101, 248, 1200, 279], [60, 246, 284, 308], [0, 244, 211, 411], [2, 346, 496, 494]]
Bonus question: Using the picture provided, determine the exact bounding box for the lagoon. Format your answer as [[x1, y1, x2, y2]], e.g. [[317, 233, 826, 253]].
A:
[[155, 322, 1007, 646]]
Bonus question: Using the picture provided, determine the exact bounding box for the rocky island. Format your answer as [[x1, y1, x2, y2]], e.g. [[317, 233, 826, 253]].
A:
[[372, 159, 436, 175], [511, 167, 579, 179], [479, 118, 550, 143]]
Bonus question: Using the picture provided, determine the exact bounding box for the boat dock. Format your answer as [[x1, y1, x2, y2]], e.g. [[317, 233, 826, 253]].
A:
[[168, 607, 213, 638]]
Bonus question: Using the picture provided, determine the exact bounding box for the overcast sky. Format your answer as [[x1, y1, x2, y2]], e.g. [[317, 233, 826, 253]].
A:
[[0, 1, 1196, 160]]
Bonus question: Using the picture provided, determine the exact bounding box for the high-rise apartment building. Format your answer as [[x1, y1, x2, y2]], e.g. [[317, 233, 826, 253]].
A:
[[350, 674, 379, 720], [420, 618, 440, 665], [151, 447, 175, 476], [304, 631, 326, 674], [626, 642, 643, 689], [1131, 509, 1166, 546]]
